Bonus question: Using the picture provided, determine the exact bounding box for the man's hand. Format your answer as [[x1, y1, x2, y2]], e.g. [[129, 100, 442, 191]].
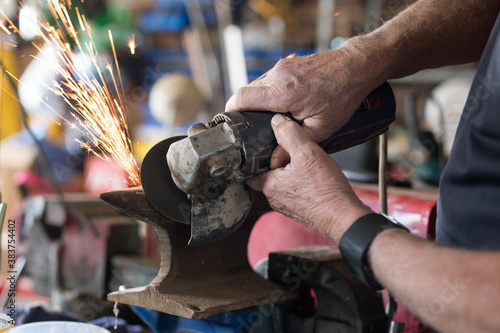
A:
[[247, 114, 372, 243], [225, 48, 379, 144]]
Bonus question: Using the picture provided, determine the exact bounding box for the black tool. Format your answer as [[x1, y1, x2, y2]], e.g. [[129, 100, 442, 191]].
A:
[[141, 82, 396, 245]]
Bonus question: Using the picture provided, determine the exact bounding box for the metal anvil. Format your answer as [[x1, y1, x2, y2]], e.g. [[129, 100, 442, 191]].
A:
[[99, 187, 294, 319]]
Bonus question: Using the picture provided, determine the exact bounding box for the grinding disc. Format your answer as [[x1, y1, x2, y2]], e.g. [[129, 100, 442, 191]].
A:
[[141, 136, 191, 224]]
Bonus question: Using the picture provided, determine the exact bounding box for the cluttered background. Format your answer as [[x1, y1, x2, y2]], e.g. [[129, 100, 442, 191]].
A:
[[0, 0, 477, 332]]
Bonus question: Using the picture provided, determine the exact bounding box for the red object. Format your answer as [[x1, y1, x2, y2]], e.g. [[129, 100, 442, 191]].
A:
[[352, 184, 437, 239], [83, 156, 129, 195], [248, 212, 334, 268], [14, 171, 52, 194]]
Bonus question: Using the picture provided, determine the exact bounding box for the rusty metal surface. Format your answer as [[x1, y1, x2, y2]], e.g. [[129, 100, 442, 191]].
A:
[[190, 182, 253, 245], [167, 122, 243, 195], [99, 188, 295, 319], [165, 120, 252, 245]]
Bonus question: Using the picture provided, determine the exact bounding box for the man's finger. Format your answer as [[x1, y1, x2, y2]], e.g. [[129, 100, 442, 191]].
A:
[[246, 172, 269, 192], [302, 116, 334, 143], [226, 86, 269, 112], [270, 145, 290, 169], [271, 114, 315, 158], [225, 86, 285, 112]]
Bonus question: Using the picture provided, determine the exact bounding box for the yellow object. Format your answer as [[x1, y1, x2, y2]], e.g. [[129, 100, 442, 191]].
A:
[[249, 0, 296, 31], [0, 47, 22, 140], [133, 140, 154, 162], [0, 324, 13, 332]]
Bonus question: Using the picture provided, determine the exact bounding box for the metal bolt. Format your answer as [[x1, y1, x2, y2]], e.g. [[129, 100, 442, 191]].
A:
[[210, 166, 228, 177]]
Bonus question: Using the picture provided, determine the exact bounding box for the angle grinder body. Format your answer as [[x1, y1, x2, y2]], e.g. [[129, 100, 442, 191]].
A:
[[141, 82, 396, 245]]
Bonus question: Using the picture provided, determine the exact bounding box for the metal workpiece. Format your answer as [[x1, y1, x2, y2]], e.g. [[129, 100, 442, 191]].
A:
[[99, 187, 172, 225], [99, 188, 295, 319]]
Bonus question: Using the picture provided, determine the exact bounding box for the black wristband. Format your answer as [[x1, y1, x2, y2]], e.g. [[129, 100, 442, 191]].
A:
[[338, 213, 409, 290]]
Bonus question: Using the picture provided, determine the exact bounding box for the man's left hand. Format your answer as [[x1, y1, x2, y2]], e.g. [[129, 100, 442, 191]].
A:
[[247, 114, 373, 243]]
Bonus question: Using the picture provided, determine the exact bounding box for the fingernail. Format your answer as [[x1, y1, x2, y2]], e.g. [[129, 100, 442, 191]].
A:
[[269, 155, 280, 170], [272, 114, 287, 126]]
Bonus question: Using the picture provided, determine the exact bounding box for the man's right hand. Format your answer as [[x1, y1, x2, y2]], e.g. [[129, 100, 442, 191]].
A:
[[226, 47, 379, 144], [226, 46, 383, 168]]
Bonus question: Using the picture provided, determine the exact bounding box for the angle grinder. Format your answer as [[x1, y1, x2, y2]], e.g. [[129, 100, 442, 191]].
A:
[[141, 82, 396, 245]]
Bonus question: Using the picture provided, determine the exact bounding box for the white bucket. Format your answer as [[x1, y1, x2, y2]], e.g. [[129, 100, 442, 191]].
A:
[[8, 321, 111, 333]]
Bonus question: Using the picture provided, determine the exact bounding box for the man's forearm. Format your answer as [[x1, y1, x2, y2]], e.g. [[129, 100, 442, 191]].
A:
[[342, 0, 500, 85], [368, 229, 500, 332]]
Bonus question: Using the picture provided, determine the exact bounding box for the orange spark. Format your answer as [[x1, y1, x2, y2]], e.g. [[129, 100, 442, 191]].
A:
[[0, 20, 11, 34], [5, 70, 20, 83], [0, 1, 140, 186], [75, 7, 85, 31], [108, 29, 126, 110], [335, 11, 341, 16], [0, 10, 21, 36], [128, 34, 135, 55]]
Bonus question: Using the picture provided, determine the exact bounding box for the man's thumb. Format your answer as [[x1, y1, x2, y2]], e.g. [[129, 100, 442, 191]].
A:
[[271, 114, 314, 158]]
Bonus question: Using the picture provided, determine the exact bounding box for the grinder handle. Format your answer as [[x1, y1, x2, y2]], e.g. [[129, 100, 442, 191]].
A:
[[317, 81, 396, 154], [232, 81, 396, 178]]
